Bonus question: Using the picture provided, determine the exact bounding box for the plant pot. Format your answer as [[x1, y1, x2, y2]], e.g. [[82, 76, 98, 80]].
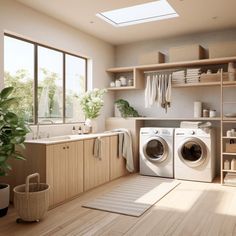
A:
[[0, 183, 10, 217], [85, 118, 98, 133]]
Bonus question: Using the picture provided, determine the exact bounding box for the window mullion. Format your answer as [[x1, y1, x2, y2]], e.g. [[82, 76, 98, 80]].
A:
[[34, 44, 38, 125], [63, 53, 66, 123]]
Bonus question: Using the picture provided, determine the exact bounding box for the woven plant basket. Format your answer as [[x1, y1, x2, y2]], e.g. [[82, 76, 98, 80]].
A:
[[13, 173, 50, 222]]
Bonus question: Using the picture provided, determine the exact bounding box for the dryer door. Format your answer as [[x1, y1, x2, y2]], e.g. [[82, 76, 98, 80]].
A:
[[178, 137, 207, 167], [143, 137, 169, 162]]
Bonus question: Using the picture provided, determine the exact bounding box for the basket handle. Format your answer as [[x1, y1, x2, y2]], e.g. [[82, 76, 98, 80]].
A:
[[25, 173, 40, 193]]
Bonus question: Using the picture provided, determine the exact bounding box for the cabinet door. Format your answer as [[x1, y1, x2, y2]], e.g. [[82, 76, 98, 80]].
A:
[[66, 141, 84, 199], [46, 143, 67, 206], [110, 135, 128, 181], [84, 137, 110, 191]]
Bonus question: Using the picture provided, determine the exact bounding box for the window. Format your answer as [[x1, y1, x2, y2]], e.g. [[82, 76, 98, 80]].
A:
[[4, 36, 34, 123], [96, 0, 178, 27], [4, 34, 87, 124]]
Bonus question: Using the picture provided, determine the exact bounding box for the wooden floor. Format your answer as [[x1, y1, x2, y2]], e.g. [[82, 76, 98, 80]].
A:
[[1, 174, 236, 236]]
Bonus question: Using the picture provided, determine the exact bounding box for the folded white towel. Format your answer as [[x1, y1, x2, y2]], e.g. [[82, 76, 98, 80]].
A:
[[180, 121, 202, 129]]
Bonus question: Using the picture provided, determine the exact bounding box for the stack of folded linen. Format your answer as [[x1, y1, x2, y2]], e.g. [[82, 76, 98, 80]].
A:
[[186, 68, 201, 84], [224, 173, 236, 185], [180, 121, 212, 129], [172, 70, 186, 85]]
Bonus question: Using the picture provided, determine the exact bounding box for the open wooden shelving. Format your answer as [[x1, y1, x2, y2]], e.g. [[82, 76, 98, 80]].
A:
[[220, 67, 236, 186], [107, 56, 236, 90]]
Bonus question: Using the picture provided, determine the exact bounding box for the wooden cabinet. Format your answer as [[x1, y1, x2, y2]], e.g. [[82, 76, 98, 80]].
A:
[[109, 135, 128, 181], [84, 137, 110, 191], [46, 141, 83, 206], [1, 133, 128, 208]]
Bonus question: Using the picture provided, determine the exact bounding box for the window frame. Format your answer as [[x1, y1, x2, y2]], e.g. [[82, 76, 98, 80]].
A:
[[4, 33, 88, 125]]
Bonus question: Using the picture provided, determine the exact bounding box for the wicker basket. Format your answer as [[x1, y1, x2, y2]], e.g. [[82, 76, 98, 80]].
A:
[[13, 173, 50, 222]]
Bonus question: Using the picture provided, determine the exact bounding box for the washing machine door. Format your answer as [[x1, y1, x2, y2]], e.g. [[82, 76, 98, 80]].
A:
[[143, 137, 169, 162], [178, 137, 207, 167]]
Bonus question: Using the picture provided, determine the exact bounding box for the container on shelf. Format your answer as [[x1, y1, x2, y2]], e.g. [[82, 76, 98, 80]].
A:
[[209, 110, 217, 117], [115, 79, 121, 87], [228, 62, 236, 81], [231, 159, 236, 170], [169, 44, 205, 62], [110, 81, 115, 87], [119, 76, 127, 86], [194, 101, 202, 118], [226, 140, 236, 153], [224, 160, 230, 170], [138, 51, 165, 65], [128, 78, 134, 86], [209, 41, 236, 58], [203, 109, 209, 117]]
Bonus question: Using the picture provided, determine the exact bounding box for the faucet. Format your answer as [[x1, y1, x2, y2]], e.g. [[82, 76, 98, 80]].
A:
[[36, 119, 54, 139]]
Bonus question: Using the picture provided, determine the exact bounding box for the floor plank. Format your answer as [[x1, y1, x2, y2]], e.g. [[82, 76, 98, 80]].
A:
[[1, 175, 236, 236]]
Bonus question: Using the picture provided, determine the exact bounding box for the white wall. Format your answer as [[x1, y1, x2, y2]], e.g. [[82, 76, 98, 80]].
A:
[[0, 0, 115, 132], [115, 29, 236, 174]]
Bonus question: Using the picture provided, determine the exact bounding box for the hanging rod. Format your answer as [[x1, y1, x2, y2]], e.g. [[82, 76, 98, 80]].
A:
[[143, 68, 185, 74]]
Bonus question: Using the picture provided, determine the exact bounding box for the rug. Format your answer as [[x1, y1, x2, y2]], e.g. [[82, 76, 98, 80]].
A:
[[83, 175, 180, 217]]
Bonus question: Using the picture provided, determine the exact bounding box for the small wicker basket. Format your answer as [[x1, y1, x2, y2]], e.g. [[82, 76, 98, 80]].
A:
[[13, 173, 50, 222]]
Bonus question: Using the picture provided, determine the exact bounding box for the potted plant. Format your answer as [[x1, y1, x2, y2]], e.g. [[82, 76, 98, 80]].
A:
[[114, 99, 140, 118], [0, 87, 30, 217], [79, 88, 107, 133]]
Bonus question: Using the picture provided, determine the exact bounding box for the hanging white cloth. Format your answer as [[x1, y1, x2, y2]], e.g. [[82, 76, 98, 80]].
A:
[[145, 75, 152, 108], [150, 74, 158, 106], [144, 72, 172, 112], [166, 74, 172, 107]]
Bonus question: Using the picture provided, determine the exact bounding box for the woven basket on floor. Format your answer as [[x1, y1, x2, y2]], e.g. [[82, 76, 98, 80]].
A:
[[13, 173, 50, 222]]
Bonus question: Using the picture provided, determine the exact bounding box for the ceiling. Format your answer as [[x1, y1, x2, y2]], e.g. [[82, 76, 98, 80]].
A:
[[16, 0, 236, 45]]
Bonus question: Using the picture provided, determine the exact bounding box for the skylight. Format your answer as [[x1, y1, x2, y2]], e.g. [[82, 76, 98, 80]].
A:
[[96, 0, 179, 27]]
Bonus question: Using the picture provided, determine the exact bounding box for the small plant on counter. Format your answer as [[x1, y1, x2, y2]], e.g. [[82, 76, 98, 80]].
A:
[[0, 87, 30, 176], [79, 88, 107, 119], [115, 99, 140, 118]]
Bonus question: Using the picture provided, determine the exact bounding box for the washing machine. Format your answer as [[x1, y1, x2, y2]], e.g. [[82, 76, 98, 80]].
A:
[[174, 128, 216, 182], [140, 127, 174, 178]]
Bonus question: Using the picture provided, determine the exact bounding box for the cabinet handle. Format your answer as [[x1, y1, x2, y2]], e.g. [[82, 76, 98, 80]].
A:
[[63, 147, 66, 149], [67, 146, 69, 149]]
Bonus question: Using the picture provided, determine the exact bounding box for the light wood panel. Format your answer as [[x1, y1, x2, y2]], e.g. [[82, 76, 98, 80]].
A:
[[66, 141, 84, 199], [84, 137, 110, 191], [2, 175, 236, 236], [109, 135, 128, 181], [46, 143, 67, 206]]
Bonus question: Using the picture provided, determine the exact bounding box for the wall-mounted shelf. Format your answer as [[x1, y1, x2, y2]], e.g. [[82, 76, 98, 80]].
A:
[[107, 56, 236, 91], [108, 86, 139, 91], [107, 68, 144, 90], [222, 169, 236, 173], [172, 82, 220, 88], [107, 117, 221, 121]]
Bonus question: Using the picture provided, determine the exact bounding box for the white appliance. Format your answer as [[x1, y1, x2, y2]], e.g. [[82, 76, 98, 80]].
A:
[[140, 127, 174, 178], [174, 128, 216, 182]]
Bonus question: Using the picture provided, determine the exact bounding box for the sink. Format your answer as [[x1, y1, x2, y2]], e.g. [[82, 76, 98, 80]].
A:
[[41, 135, 72, 141]]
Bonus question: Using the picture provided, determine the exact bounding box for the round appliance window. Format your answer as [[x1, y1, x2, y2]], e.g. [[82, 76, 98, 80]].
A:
[[144, 137, 168, 162], [178, 138, 206, 167]]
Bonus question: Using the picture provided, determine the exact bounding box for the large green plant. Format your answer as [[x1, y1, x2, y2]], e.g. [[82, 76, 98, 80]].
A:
[[115, 99, 140, 118], [0, 87, 30, 176]]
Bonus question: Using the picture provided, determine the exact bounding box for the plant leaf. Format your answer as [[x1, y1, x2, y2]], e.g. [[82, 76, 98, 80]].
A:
[[0, 87, 14, 99], [12, 153, 25, 161], [4, 112, 18, 124]]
